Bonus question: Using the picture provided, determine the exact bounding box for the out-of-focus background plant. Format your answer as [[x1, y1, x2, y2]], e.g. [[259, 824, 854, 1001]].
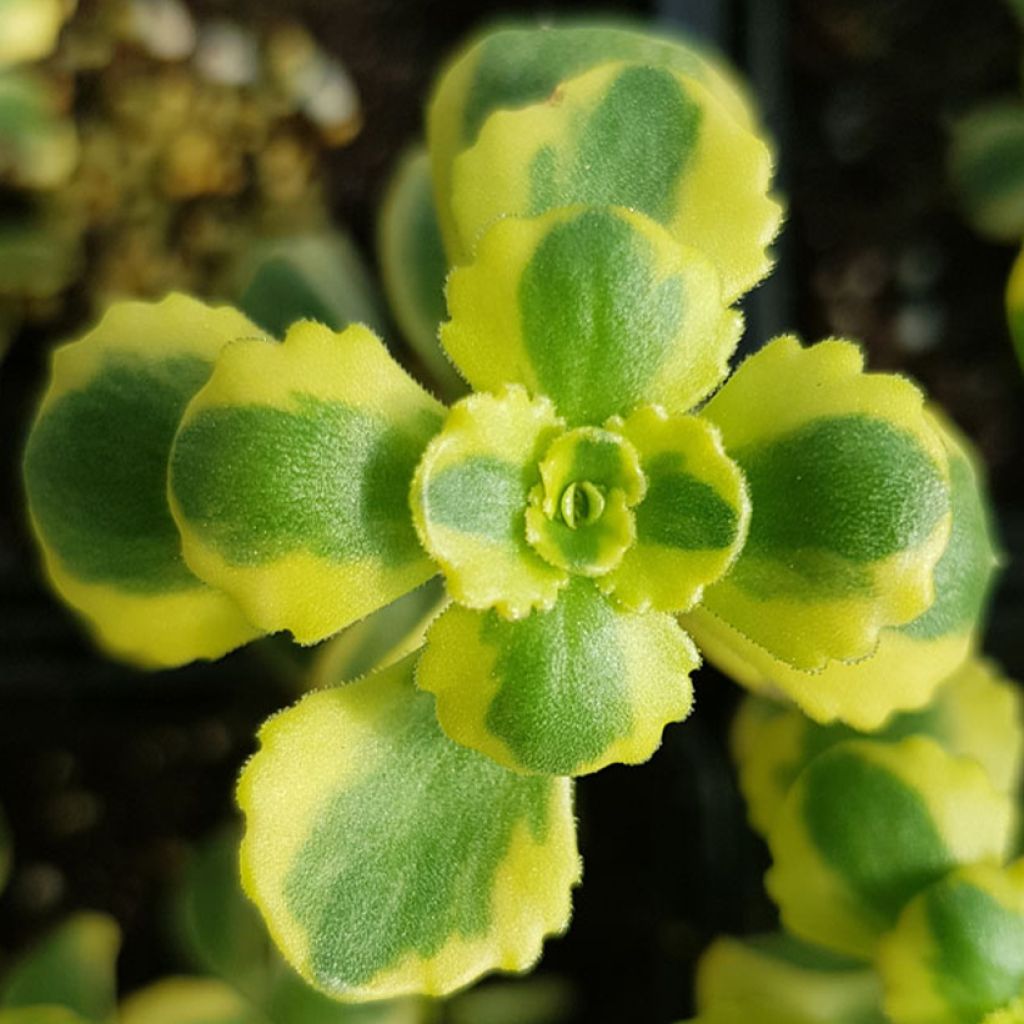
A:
[[0, 0, 363, 362]]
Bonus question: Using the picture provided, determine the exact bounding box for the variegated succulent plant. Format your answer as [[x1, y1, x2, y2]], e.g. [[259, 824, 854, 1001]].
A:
[[21, 20, 1003, 1004], [690, 657, 1024, 1024]]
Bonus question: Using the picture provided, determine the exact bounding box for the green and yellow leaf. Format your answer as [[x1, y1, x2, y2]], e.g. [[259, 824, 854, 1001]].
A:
[[119, 978, 262, 1024], [416, 578, 697, 776], [691, 335, 951, 677], [22, 295, 262, 668], [377, 146, 465, 399], [732, 657, 1024, 838], [1005, 244, 1024, 371], [442, 206, 741, 426], [984, 998, 1024, 1024], [427, 21, 762, 259], [0, 912, 120, 1023], [234, 232, 387, 341], [950, 102, 1024, 243], [877, 860, 1024, 1024], [410, 385, 566, 619], [602, 407, 749, 612], [170, 320, 444, 645], [695, 933, 886, 1024], [766, 737, 1015, 960], [686, 407, 998, 727], [238, 654, 580, 1000], [524, 425, 645, 579], [448, 61, 779, 301]]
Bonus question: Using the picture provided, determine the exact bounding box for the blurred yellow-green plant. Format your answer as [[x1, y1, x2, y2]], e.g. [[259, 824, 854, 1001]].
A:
[[949, 0, 1024, 368], [0, 0, 362, 360]]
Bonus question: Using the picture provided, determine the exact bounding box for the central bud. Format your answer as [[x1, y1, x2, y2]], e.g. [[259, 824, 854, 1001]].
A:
[[559, 480, 606, 529], [526, 426, 646, 577]]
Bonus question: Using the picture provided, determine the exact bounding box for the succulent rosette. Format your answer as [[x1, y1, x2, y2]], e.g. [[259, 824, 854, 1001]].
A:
[[20, 21, 1000, 1003]]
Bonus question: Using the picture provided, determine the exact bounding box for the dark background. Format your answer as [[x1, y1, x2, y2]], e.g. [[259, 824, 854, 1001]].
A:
[[1, 1, 1022, 1021]]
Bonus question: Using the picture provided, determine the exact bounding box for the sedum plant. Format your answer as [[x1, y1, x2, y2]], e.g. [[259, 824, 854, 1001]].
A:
[[690, 657, 1024, 1024], [20, 19, 1002, 1004]]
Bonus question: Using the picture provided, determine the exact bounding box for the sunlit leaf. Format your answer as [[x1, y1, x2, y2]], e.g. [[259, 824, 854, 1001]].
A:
[[170, 320, 444, 645], [427, 20, 763, 258], [442, 206, 740, 426], [238, 655, 580, 999], [23, 295, 262, 667], [417, 578, 697, 776], [691, 336, 951, 677], [686, 408, 997, 727], [449, 61, 779, 301]]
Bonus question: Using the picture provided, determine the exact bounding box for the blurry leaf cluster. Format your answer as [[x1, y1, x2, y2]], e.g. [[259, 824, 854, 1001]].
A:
[[949, 0, 1024, 242], [948, 0, 1024, 367], [0, 0, 362, 361]]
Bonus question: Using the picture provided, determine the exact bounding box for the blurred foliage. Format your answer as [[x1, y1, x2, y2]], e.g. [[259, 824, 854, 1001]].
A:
[[949, 0, 1024, 369], [0, 0, 362, 360], [0, 913, 119, 1022], [236, 233, 387, 341], [377, 146, 464, 401], [951, 102, 1024, 244]]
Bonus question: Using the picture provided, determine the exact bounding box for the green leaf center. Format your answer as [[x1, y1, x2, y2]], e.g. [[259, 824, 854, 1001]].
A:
[[526, 426, 646, 577], [559, 480, 606, 529]]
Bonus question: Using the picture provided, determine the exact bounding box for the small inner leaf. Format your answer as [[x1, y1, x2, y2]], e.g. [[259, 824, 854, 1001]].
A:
[[525, 425, 645, 578], [560, 481, 605, 529], [410, 384, 567, 619], [600, 406, 749, 613]]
